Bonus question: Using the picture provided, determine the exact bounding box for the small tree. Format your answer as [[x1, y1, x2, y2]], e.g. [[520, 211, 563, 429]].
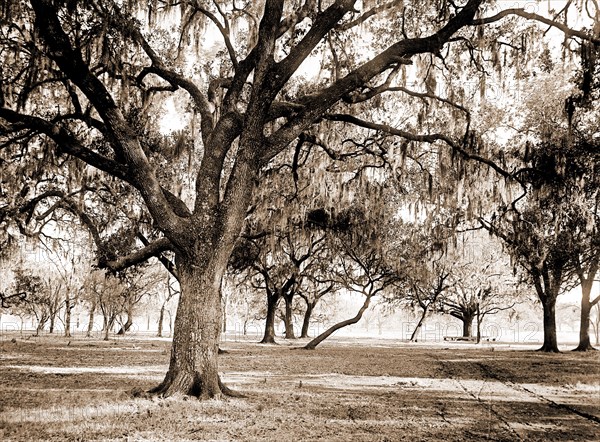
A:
[[304, 207, 401, 349], [11, 268, 65, 335], [116, 265, 163, 335], [82, 270, 126, 340], [439, 243, 519, 341]]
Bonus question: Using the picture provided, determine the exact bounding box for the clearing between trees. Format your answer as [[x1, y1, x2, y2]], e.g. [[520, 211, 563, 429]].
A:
[[0, 334, 598, 441]]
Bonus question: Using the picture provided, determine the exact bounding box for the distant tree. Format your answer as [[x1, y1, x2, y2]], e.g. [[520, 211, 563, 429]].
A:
[[568, 39, 600, 352], [478, 62, 599, 351], [157, 274, 179, 338], [224, 274, 265, 337], [382, 224, 454, 342], [439, 247, 519, 342], [298, 279, 336, 339], [590, 303, 600, 346], [304, 207, 401, 350], [572, 252, 600, 351], [406, 267, 451, 342], [82, 270, 126, 340], [11, 268, 62, 335], [116, 265, 164, 335], [37, 234, 89, 337]]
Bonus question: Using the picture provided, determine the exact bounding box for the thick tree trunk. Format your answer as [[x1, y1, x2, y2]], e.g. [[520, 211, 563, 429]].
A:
[[157, 304, 165, 338], [462, 313, 474, 338], [261, 293, 279, 344], [573, 292, 595, 351], [573, 299, 594, 351], [301, 302, 314, 338], [304, 294, 372, 350], [573, 281, 596, 351], [283, 294, 295, 339], [49, 315, 55, 334], [539, 297, 559, 352], [150, 259, 235, 399]]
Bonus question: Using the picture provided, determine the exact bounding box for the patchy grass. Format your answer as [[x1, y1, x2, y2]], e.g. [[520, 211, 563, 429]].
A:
[[0, 335, 598, 441]]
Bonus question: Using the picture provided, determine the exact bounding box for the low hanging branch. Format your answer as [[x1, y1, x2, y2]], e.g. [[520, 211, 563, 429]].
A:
[[102, 237, 173, 272]]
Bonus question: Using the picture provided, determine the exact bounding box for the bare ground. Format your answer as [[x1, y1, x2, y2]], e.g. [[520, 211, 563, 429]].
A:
[[0, 334, 598, 441]]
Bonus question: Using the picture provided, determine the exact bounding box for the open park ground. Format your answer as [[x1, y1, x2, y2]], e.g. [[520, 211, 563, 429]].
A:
[[0, 334, 598, 441]]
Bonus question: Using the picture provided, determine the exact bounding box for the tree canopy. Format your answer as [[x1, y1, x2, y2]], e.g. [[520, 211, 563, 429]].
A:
[[1, 0, 598, 397]]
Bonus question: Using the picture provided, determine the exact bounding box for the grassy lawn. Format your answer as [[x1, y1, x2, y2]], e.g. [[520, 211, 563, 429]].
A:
[[0, 334, 598, 441]]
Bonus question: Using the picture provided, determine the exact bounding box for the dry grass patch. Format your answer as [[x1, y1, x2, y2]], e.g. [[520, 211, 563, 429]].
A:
[[0, 335, 598, 441]]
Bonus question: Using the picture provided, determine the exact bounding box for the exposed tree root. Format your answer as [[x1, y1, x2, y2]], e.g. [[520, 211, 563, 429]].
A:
[[537, 344, 560, 353], [147, 372, 245, 399], [259, 337, 277, 344], [218, 378, 246, 398], [572, 343, 597, 352]]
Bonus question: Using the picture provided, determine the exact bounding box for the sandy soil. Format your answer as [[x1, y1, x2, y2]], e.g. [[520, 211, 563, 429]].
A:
[[0, 334, 598, 441]]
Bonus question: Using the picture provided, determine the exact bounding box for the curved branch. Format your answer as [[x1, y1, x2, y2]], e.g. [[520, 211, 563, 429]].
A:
[[322, 113, 511, 179], [336, 0, 403, 31], [0, 108, 190, 218], [471, 9, 600, 44], [278, 0, 318, 35], [137, 232, 179, 280], [271, 0, 357, 93], [264, 0, 484, 160], [30, 0, 187, 243], [192, 2, 238, 70]]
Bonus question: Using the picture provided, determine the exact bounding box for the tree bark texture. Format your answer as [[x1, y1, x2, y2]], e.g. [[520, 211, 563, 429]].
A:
[[539, 297, 559, 352], [462, 313, 474, 338], [149, 254, 241, 398]]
